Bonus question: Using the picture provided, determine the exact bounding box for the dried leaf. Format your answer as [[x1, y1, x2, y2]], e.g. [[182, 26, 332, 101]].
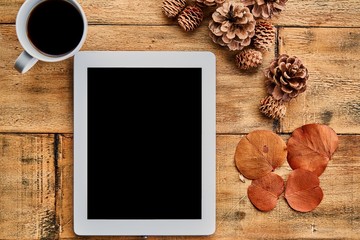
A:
[[287, 124, 339, 176], [284, 169, 324, 212], [234, 130, 287, 180], [247, 172, 284, 212]]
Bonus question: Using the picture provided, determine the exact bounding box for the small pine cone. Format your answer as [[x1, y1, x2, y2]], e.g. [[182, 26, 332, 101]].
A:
[[209, 2, 256, 51], [235, 49, 263, 70], [265, 54, 309, 102], [242, 0, 288, 19], [259, 95, 286, 120], [162, 0, 187, 18], [196, 0, 225, 8], [253, 21, 276, 51], [178, 6, 204, 31]]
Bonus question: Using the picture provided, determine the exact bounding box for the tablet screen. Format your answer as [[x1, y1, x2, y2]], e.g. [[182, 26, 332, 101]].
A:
[[73, 51, 216, 236], [87, 67, 202, 220]]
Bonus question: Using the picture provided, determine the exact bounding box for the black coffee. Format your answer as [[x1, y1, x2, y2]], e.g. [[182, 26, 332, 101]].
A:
[[27, 0, 84, 55]]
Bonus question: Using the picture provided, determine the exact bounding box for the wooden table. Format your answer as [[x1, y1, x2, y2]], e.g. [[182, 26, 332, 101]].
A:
[[1, 0, 360, 239]]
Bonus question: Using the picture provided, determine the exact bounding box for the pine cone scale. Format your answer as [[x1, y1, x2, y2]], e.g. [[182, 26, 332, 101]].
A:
[[288, 80, 301, 89], [279, 62, 287, 73], [209, 1, 256, 51], [283, 71, 291, 79], [222, 35, 231, 43], [253, 20, 275, 51], [265, 54, 309, 102], [295, 71, 307, 78], [212, 12, 225, 23], [235, 49, 263, 70], [162, 0, 187, 18], [279, 76, 288, 86], [281, 85, 293, 94], [196, 0, 225, 8], [177, 5, 204, 31], [242, 0, 288, 19], [259, 95, 286, 120]]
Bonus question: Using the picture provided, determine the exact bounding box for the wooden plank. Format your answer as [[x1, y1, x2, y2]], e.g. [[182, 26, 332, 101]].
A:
[[208, 134, 360, 240], [0, 134, 57, 240], [1, 24, 275, 133], [57, 134, 360, 239], [0, 0, 23, 24], [274, 0, 360, 27], [2, 0, 360, 27], [56, 135, 73, 239], [0, 25, 73, 133], [278, 27, 360, 134]]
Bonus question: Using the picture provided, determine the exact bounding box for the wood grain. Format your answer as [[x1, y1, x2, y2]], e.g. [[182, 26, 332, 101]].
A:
[[4, 24, 360, 134], [211, 134, 360, 240], [0, 134, 57, 239], [56, 135, 360, 239], [1, 0, 360, 239], [278, 27, 360, 134], [0, 24, 275, 134], [56, 135, 73, 239], [2, 0, 360, 27], [273, 0, 360, 27], [0, 26, 73, 133]]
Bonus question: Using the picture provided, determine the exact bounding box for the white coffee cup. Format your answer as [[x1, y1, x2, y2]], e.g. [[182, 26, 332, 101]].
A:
[[15, 0, 88, 73]]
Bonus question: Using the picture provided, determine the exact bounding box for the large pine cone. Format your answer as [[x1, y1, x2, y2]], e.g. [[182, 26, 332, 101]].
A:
[[196, 0, 225, 8], [209, 1, 256, 51], [252, 21, 276, 51], [265, 54, 309, 102], [162, 0, 187, 18], [241, 0, 288, 20], [178, 6, 204, 31], [235, 49, 263, 70], [259, 95, 286, 120]]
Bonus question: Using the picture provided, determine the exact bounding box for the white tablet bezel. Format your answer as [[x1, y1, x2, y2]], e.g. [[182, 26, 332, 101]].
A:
[[73, 51, 216, 236]]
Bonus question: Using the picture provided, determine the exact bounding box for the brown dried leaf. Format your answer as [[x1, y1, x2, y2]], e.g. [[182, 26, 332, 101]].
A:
[[284, 169, 324, 212], [247, 172, 284, 212], [234, 130, 287, 180], [287, 124, 339, 176]]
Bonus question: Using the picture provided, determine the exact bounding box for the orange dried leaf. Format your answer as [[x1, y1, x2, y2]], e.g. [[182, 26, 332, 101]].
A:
[[284, 169, 324, 212], [287, 124, 339, 176], [247, 172, 284, 212], [234, 130, 287, 180]]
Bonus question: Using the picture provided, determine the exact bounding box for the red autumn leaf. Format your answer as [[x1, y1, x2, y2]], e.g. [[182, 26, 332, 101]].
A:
[[234, 130, 287, 180], [287, 124, 339, 176], [284, 169, 324, 212], [247, 172, 284, 212]]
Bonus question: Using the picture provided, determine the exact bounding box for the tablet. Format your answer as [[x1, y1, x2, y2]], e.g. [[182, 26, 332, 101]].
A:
[[73, 51, 216, 236]]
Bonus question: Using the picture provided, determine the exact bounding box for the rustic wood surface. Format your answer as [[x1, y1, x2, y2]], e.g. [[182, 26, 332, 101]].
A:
[[1, 0, 360, 239]]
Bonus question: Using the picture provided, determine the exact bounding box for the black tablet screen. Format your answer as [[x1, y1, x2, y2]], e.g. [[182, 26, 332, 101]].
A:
[[87, 68, 202, 220]]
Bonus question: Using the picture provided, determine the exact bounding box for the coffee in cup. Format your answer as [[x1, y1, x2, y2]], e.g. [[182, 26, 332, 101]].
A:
[[15, 0, 88, 73]]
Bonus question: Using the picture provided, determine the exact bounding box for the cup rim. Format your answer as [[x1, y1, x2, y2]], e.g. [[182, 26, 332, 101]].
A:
[[16, 0, 88, 62]]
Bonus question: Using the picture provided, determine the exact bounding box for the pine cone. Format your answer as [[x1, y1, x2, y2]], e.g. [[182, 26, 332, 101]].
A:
[[162, 0, 187, 18], [196, 0, 225, 8], [209, 1, 256, 51], [253, 21, 276, 51], [265, 54, 309, 102], [259, 95, 286, 120], [235, 49, 263, 70], [178, 6, 204, 31], [242, 0, 288, 20]]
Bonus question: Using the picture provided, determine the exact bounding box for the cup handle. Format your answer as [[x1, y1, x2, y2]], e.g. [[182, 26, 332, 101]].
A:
[[14, 51, 38, 74]]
